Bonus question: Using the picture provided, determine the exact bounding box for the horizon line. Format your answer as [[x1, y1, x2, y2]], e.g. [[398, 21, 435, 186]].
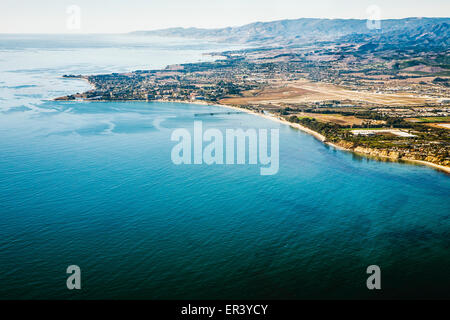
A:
[[1, 16, 449, 35]]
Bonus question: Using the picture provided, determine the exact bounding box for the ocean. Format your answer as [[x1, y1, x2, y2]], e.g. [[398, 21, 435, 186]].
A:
[[0, 34, 449, 299]]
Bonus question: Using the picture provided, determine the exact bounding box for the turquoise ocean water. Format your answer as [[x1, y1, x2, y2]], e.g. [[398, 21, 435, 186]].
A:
[[0, 35, 449, 299]]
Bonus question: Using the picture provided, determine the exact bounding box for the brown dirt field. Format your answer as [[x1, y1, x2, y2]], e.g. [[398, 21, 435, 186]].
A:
[[425, 123, 450, 130], [220, 84, 315, 105], [404, 118, 422, 123], [220, 79, 441, 106], [403, 65, 447, 73], [295, 113, 385, 126], [397, 76, 439, 84]]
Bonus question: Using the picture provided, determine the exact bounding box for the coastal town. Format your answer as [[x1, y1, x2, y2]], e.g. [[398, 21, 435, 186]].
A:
[[57, 41, 450, 171]]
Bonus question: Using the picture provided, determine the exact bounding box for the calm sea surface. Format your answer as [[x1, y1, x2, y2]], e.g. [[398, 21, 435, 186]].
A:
[[0, 35, 449, 299]]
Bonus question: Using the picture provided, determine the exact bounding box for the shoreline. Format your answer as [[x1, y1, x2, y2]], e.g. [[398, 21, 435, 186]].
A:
[[217, 103, 450, 174], [53, 93, 450, 175], [158, 99, 450, 174]]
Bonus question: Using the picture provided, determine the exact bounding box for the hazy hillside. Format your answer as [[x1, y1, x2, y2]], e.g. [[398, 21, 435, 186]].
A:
[[340, 22, 450, 52], [376, 22, 449, 48], [131, 17, 450, 45]]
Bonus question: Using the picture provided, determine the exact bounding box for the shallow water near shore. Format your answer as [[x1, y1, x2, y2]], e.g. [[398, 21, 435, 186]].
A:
[[1, 100, 449, 299], [0, 35, 449, 299]]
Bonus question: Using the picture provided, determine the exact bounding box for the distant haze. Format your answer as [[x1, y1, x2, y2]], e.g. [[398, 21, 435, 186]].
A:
[[1, 0, 450, 34], [132, 17, 450, 46]]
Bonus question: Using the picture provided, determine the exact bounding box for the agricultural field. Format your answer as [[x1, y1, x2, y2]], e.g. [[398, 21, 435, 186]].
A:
[[408, 116, 450, 123], [220, 79, 443, 107], [425, 123, 450, 130], [293, 112, 385, 127]]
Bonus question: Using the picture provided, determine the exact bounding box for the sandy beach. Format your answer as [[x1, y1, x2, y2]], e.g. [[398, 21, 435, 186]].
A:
[[55, 87, 450, 175], [193, 101, 450, 174]]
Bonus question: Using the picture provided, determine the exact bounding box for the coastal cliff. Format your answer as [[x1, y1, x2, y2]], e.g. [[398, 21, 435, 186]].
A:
[[332, 140, 450, 172]]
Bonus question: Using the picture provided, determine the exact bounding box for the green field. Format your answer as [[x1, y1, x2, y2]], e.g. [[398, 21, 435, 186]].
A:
[[415, 117, 450, 123]]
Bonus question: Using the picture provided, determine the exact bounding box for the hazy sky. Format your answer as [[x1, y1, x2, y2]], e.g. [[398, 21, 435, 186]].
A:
[[1, 0, 449, 33]]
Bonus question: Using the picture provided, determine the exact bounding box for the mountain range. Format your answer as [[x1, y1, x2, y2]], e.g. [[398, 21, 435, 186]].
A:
[[131, 17, 450, 47]]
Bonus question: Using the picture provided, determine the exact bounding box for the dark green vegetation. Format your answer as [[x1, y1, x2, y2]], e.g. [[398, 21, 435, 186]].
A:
[[288, 114, 449, 166]]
